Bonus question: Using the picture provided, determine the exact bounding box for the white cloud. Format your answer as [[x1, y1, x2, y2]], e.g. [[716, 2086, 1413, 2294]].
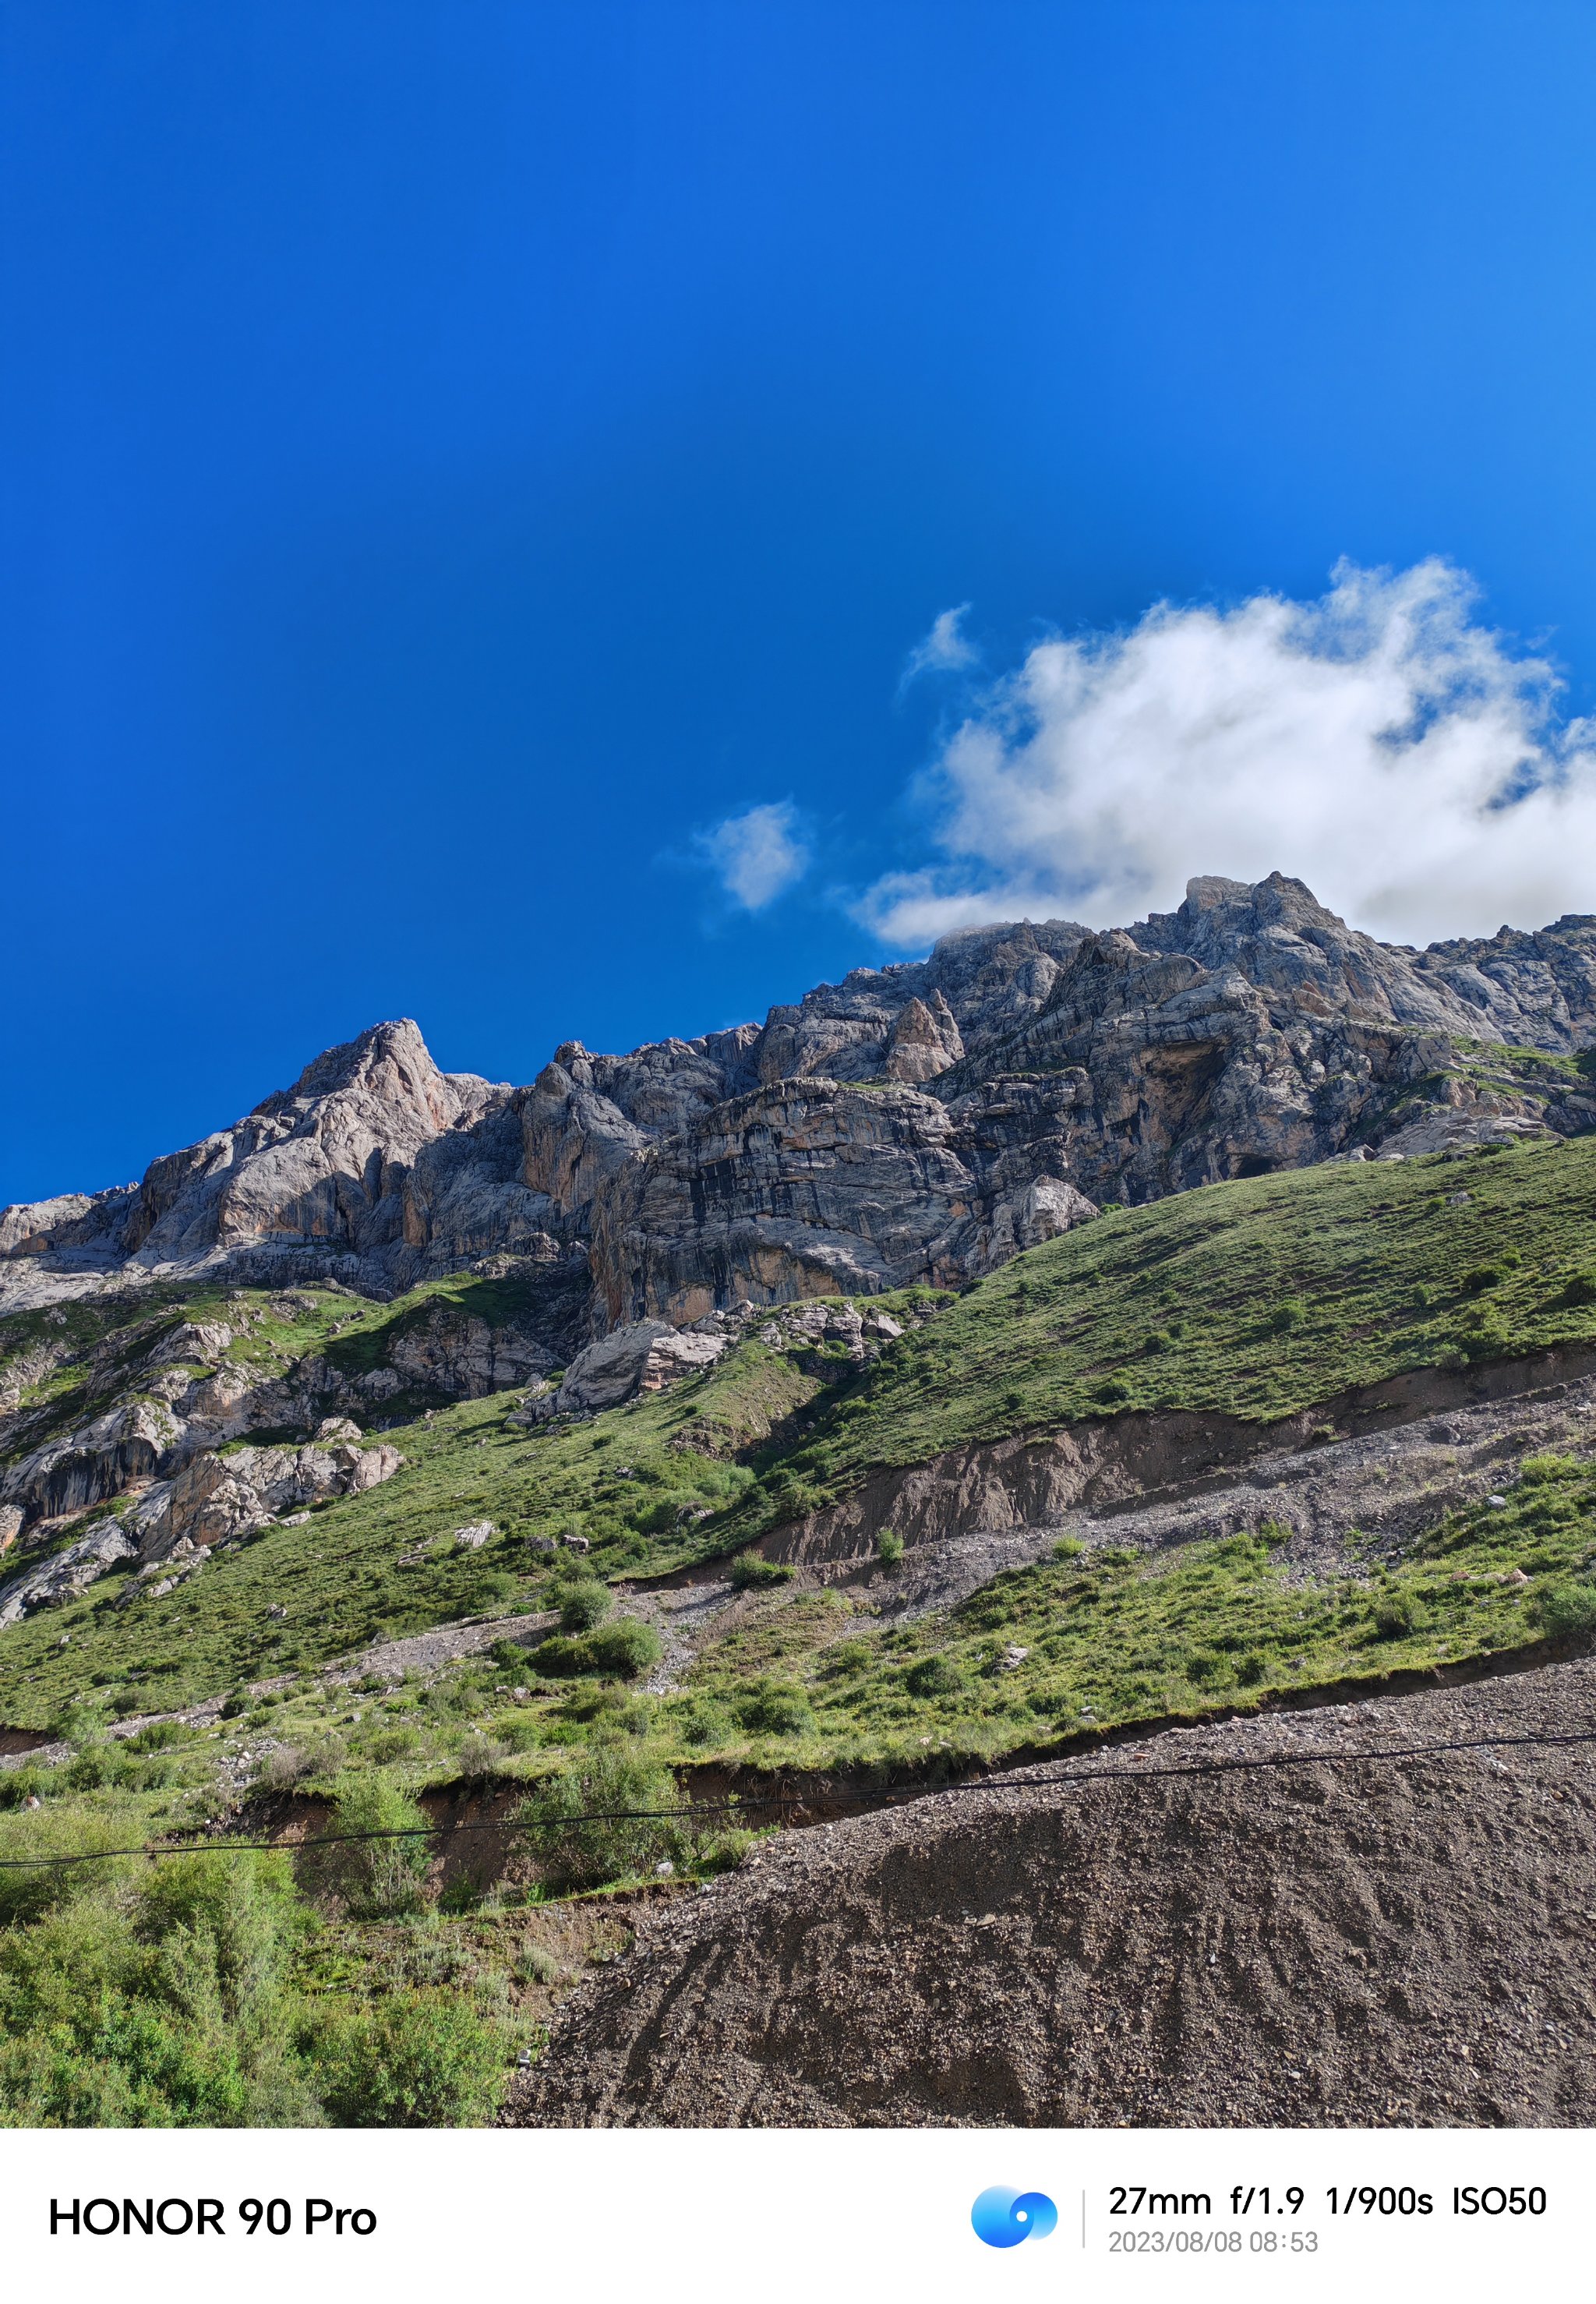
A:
[[860, 560, 1596, 949], [696, 800, 809, 911], [900, 603, 977, 687]]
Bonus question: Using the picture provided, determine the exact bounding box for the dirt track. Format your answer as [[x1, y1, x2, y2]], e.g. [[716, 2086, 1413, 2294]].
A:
[[507, 1656, 1596, 2128]]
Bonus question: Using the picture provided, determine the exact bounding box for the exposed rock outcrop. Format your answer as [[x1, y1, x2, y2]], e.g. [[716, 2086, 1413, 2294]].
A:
[[0, 1520, 138, 1627], [5, 877, 1594, 1341], [531, 1320, 733, 1420]]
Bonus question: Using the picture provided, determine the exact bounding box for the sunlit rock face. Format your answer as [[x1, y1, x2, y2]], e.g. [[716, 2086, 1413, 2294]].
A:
[[5, 877, 1594, 1335]]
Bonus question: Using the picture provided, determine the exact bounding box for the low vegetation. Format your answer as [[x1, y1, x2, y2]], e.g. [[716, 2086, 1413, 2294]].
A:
[[4, 1134, 1596, 2122]]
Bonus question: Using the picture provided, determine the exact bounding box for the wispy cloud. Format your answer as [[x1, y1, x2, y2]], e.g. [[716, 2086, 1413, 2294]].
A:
[[695, 800, 810, 911], [860, 560, 1596, 949], [899, 603, 977, 689]]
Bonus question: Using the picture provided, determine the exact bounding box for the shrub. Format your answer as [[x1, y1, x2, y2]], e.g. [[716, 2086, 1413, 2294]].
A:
[[736, 1681, 814, 1737], [514, 1942, 567, 1988], [1459, 1264, 1503, 1296], [1268, 1299, 1308, 1334], [667, 1698, 732, 1747], [1372, 1591, 1421, 1639], [1537, 1582, 1596, 1638], [259, 1744, 312, 1791], [454, 1731, 505, 1782], [1558, 1273, 1596, 1308], [312, 1992, 506, 2128], [1519, 1454, 1579, 1486], [63, 1747, 136, 1793], [0, 1852, 317, 2127], [876, 1532, 906, 1568], [0, 1800, 141, 1927], [728, 1554, 794, 1590], [557, 1581, 612, 1634], [489, 1638, 531, 1670], [537, 1618, 661, 1679], [1051, 1535, 1085, 1561], [515, 1744, 684, 1890], [304, 1775, 431, 1920], [905, 1655, 966, 1698], [582, 1620, 661, 1678], [1093, 1378, 1132, 1407], [824, 1640, 871, 1676], [0, 1766, 49, 1812]]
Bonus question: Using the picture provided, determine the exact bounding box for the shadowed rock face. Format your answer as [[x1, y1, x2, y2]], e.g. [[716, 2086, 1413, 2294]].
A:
[[5, 876, 1595, 1334]]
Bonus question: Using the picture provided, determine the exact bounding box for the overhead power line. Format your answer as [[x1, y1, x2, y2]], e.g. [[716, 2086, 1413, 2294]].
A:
[[1, 1720, 1591, 1873]]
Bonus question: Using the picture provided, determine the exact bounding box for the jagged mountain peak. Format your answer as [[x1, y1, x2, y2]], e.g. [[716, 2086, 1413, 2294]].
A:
[[4, 874, 1594, 1326]]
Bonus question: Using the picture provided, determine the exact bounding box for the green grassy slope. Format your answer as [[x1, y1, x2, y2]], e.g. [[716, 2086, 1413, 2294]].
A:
[[719, 1134, 1596, 1538], [5, 1135, 1596, 2123]]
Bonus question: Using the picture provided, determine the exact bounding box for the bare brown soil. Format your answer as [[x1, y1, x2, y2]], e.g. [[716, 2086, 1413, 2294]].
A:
[[507, 1655, 1596, 2129]]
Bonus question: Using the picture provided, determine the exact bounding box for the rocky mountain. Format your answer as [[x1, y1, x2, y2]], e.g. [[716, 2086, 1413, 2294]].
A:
[[5, 875, 1594, 1350]]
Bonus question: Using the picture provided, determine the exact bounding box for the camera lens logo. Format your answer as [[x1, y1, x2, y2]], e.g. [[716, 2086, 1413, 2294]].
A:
[[970, 2188, 1058, 2249]]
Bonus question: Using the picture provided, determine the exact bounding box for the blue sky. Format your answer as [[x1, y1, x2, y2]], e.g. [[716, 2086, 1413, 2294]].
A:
[[6, 1, 1596, 1206]]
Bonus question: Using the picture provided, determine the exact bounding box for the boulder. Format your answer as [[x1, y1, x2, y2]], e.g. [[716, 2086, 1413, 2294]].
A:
[[0, 1520, 137, 1625], [535, 1320, 729, 1419]]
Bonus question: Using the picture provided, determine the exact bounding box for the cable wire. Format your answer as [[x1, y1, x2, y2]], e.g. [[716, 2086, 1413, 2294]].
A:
[[2, 1719, 1592, 1871]]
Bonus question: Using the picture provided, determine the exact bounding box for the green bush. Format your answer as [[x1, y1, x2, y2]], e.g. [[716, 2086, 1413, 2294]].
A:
[[1372, 1591, 1421, 1639], [876, 1531, 906, 1568], [516, 1744, 684, 1889], [0, 1799, 142, 1928], [0, 1851, 316, 2127], [304, 1775, 431, 1920], [1558, 1273, 1596, 1308], [1051, 1535, 1085, 1561], [667, 1698, 732, 1747], [1459, 1264, 1503, 1296], [557, 1581, 612, 1633], [728, 1554, 794, 1590], [904, 1655, 966, 1698], [582, 1620, 661, 1677], [536, 1617, 660, 1679], [1537, 1582, 1596, 1638], [312, 1992, 506, 2128], [736, 1681, 814, 1737]]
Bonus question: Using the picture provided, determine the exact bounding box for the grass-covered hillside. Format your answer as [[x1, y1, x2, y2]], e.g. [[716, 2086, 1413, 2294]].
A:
[[3, 1133, 1596, 2125], [718, 1132, 1596, 1537]]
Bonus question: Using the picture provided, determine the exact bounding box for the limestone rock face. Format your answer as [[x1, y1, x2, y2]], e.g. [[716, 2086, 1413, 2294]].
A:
[[0, 1519, 137, 1626], [884, 992, 965, 1083], [129, 1438, 403, 1564], [537, 1319, 731, 1419], [5, 875, 1594, 1341]]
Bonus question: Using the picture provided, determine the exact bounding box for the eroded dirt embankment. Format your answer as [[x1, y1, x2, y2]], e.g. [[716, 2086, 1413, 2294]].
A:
[[760, 1341, 1596, 1578], [507, 1654, 1596, 2129]]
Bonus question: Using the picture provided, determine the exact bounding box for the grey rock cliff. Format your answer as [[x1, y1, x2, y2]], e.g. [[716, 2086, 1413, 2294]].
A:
[[5, 875, 1594, 1341]]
